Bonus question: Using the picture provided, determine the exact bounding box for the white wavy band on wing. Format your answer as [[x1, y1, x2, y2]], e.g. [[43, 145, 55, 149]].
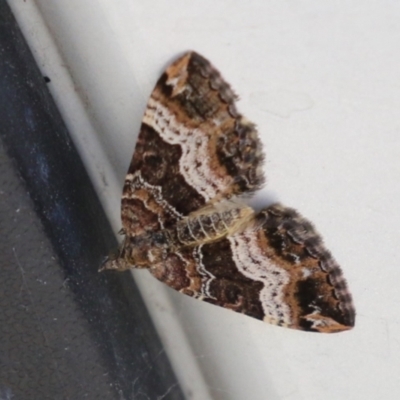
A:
[[143, 98, 230, 202], [228, 229, 292, 326]]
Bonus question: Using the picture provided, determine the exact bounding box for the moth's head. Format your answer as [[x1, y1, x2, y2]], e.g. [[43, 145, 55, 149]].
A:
[[99, 251, 132, 272], [99, 234, 166, 272]]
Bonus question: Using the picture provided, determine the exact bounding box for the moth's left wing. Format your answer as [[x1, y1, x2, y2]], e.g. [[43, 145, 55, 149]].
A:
[[149, 204, 355, 333], [121, 51, 265, 238]]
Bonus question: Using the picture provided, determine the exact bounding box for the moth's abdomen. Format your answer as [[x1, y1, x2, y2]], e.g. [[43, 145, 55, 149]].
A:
[[173, 203, 254, 247]]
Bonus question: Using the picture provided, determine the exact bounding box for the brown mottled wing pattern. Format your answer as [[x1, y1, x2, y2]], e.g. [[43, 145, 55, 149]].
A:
[[150, 204, 355, 333], [121, 52, 264, 238], [105, 51, 355, 332]]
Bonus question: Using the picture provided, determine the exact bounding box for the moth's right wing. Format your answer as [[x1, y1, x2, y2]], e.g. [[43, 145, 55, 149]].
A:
[[149, 204, 355, 333]]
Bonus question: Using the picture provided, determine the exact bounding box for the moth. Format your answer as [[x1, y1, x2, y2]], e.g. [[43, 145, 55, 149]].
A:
[[102, 51, 355, 333]]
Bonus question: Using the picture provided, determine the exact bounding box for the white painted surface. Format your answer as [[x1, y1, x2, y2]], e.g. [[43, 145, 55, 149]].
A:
[[8, 1, 400, 399]]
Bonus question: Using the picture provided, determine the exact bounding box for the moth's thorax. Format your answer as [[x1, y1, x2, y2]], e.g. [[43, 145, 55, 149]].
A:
[[123, 231, 169, 268]]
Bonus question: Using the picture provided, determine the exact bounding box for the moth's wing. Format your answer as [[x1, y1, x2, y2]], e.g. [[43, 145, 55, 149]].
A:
[[122, 51, 265, 237], [149, 204, 355, 333]]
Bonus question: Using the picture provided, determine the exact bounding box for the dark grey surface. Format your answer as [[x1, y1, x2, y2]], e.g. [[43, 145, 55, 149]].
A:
[[0, 2, 185, 399]]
